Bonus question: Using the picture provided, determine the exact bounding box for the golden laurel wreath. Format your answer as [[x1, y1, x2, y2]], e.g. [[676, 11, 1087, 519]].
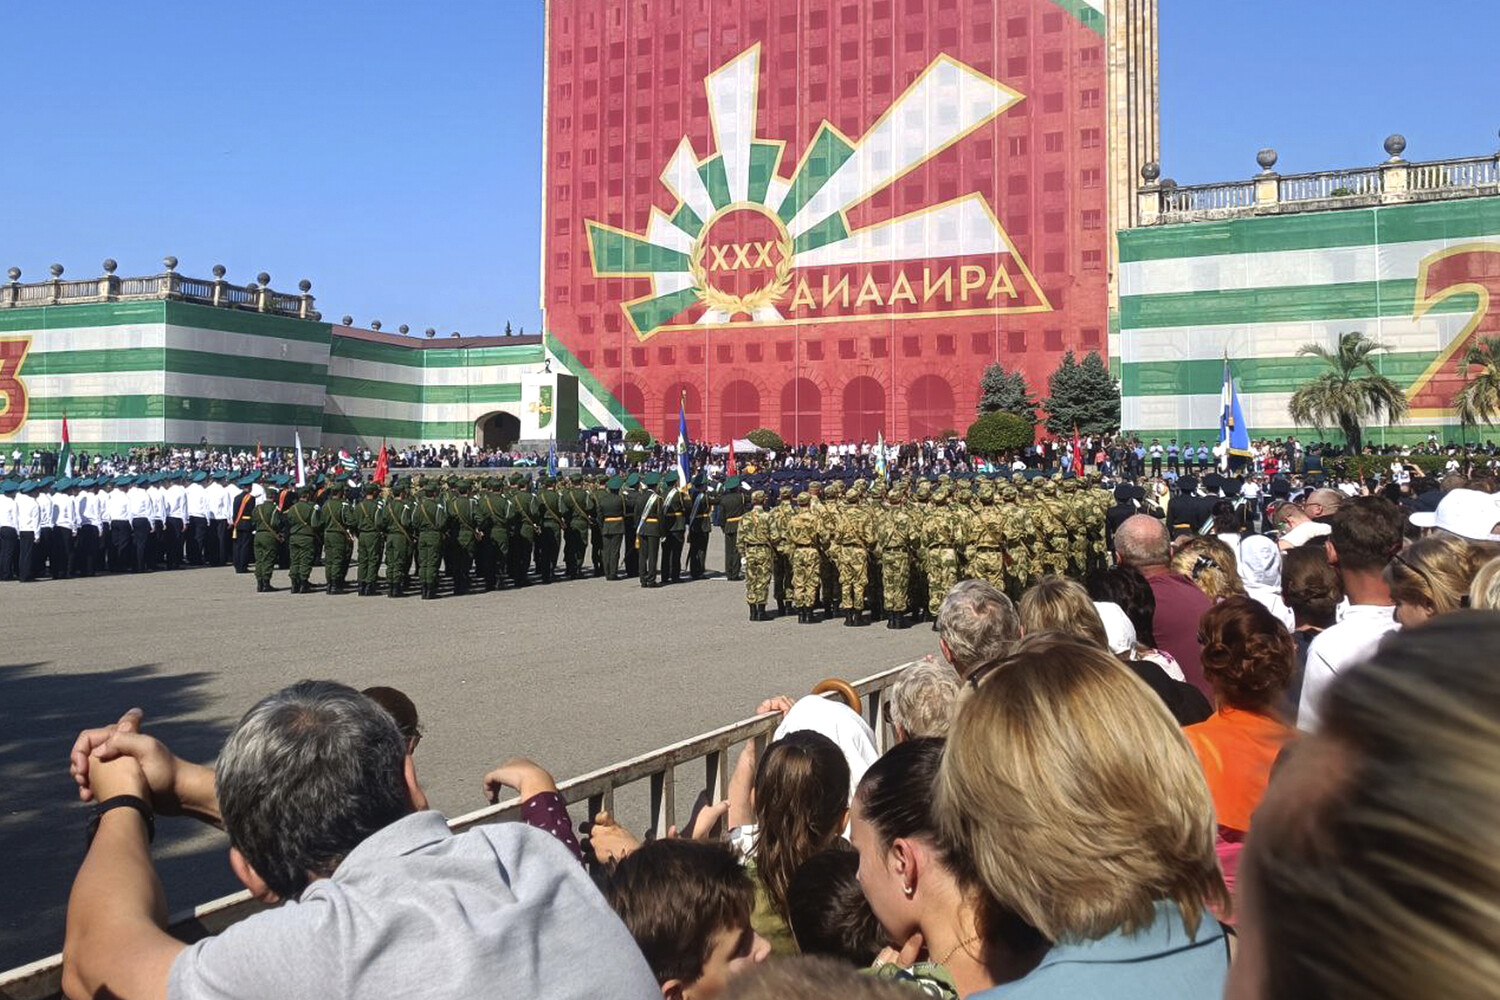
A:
[[689, 232, 795, 317]]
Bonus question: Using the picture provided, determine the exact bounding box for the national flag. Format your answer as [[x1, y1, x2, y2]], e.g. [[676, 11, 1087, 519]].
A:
[[294, 430, 307, 487], [874, 430, 888, 482], [338, 449, 358, 473], [373, 441, 389, 484], [255, 439, 263, 468], [726, 438, 737, 477], [676, 393, 691, 490], [1219, 357, 1252, 470], [58, 415, 73, 478], [547, 438, 558, 477], [1072, 424, 1084, 473]]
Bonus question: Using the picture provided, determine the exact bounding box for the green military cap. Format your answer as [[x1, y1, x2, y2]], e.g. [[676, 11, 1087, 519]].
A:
[[795, 491, 812, 505], [750, 489, 767, 504], [606, 476, 622, 490], [297, 483, 313, 497], [808, 480, 822, 493], [191, 471, 207, 483], [456, 479, 471, 493], [625, 473, 641, 488], [644, 472, 661, 487], [507, 472, 524, 486], [915, 481, 932, 499], [870, 480, 887, 496], [329, 480, 347, 493], [570, 471, 584, 484], [663, 471, 679, 486], [724, 476, 741, 490], [937, 473, 952, 485], [52, 478, 71, 491], [825, 481, 843, 498]]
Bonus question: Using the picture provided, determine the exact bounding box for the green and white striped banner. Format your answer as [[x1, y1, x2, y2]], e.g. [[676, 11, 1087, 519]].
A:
[[1118, 196, 1500, 445]]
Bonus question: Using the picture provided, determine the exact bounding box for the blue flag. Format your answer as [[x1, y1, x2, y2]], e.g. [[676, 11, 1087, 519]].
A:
[[547, 438, 557, 477], [677, 395, 691, 489], [1219, 358, 1252, 468]]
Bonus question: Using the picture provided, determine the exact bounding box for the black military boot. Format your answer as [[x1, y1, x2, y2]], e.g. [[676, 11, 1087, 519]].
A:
[[886, 612, 900, 629], [326, 582, 336, 595], [754, 603, 768, 621], [777, 599, 789, 617], [749, 604, 760, 621], [844, 609, 858, 627], [854, 610, 870, 626], [389, 582, 401, 598]]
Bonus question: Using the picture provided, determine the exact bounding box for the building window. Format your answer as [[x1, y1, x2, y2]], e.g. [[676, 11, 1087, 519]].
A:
[[630, 347, 646, 366], [1007, 135, 1027, 157], [1082, 209, 1103, 230], [1008, 330, 1026, 354], [604, 348, 621, 368], [1044, 329, 1063, 351], [1044, 131, 1064, 153], [806, 340, 824, 361], [1080, 167, 1102, 189], [937, 334, 956, 356], [658, 347, 675, 365], [747, 343, 763, 362], [870, 337, 888, 358], [1080, 88, 1100, 110], [1080, 128, 1102, 149], [716, 344, 733, 363], [971, 331, 993, 355], [1082, 327, 1101, 348], [1082, 248, 1103, 270], [839, 338, 856, 359], [903, 336, 921, 357], [688, 345, 704, 365], [775, 341, 793, 362]]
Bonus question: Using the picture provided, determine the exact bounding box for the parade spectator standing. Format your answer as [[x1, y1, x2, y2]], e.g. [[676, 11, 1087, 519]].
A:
[[933, 580, 1020, 681], [1114, 515, 1215, 697]]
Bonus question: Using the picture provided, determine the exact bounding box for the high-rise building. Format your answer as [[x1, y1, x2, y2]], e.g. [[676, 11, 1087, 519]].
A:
[[541, 0, 1158, 442]]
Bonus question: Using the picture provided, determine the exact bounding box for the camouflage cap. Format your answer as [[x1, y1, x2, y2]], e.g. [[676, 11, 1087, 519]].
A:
[[796, 491, 812, 505], [825, 481, 843, 498], [915, 481, 933, 499], [751, 489, 767, 504], [778, 485, 793, 498]]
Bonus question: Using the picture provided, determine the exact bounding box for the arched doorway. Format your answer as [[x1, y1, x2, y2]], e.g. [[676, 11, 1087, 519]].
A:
[[907, 374, 956, 439], [842, 376, 885, 442], [661, 382, 703, 441], [779, 378, 822, 445], [475, 411, 522, 449], [720, 380, 761, 440]]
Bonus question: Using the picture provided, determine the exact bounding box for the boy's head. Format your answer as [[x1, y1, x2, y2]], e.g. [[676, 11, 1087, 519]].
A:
[[605, 839, 766, 1000], [786, 846, 886, 967], [1328, 496, 1405, 575]]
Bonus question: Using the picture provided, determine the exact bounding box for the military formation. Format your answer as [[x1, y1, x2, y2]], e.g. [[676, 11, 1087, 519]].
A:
[[736, 472, 1112, 628]]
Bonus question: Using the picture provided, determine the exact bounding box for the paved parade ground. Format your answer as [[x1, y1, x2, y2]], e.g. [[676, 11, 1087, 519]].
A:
[[0, 548, 933, 970]]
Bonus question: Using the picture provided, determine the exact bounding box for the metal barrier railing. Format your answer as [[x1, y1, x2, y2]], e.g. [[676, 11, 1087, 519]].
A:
[[0, 664, 905, 1000]]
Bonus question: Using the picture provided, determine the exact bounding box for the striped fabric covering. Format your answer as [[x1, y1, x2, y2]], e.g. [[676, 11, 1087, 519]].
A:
[[1118, 196, 1500, 445]]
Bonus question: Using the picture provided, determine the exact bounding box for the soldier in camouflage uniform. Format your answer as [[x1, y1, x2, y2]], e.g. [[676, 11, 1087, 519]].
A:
[[736, 490, 777, 620], [922, 485, 966, 624], [814, 481, 841, 614], [866, 481, 886, 619], [876, 482, 917, 629], [998, 481, 1035, 597], [770, 485, 796, 616], [965, 481, 1009, 595], [834, 480, 873, 626], [446, 478, 485, 596], [1031, 478, 1070, 577], [787, 492, 823, 623], [908, 481, 933, 621]]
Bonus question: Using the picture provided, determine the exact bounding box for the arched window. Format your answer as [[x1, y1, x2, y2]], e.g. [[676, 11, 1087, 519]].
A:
[[720, 380, 761, 441], [779, 378, 822, 445], [907, 374, 956, 439], [661, 382, 703, 441], [614, 382, 646, 428], [842, 376, 886, 442]]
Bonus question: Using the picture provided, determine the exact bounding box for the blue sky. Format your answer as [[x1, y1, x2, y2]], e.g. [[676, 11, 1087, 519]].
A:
[[2, 1, 1494, 338]]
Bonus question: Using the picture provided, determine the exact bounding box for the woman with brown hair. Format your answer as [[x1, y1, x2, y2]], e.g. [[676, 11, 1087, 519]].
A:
[[1278, 545, 1342, 723], [936, 635, 1229, 997]]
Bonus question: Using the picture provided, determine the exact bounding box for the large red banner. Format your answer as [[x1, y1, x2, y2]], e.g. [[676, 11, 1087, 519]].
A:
[[543, 0, 1109, 443]]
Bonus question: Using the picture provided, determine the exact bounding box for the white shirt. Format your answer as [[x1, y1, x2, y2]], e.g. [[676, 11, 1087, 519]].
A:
[[105, 488, 129, 522], [185, 482, 209, 518], [36, 492, 54, 529], [204, 481, 226, 521], [54, 494, 79, 531], [165, 483, 188, 520], [83, 490, 106, 528], [223, 484, 241, 521], [147, 486, 165, 523], [0, 493, 16, 530], [126, 486, 152, 520], [15, 493, 40, 533], [1298, 605, 1400, 731]]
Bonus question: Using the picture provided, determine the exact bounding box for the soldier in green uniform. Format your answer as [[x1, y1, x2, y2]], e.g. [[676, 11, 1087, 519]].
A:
[[475, 477, 508, 591], [661, 472, 687, 584], [314, 479, 355, 594], [966, 481, 1008, 595], [686, 474, 713, 580], [285, 484, 318, 594], [717, 477, 746, 581], [922, 486, 966, 626], [381, 480, 414, 598], [506, 473, 540, 587], [771, 485, 795, 616], [622, 473, 641, 579], [788, 491, 824, 623], [561, 472, 593, 580], [251, 486, 286, 593], [635, 472, 664, 587], [535, 474, 563, 584], [597, 476, 627, 580], [586, 474, 605, 578], [447, 478, 484, 596], [354, 480, 385, 596], [834, 480, 874, 626], [876, 483, 917, 628], [866, 480, 887, 620], [413, 479, 448, 600], [737, 489, 776, 620], [998, 482, 1034, 597]]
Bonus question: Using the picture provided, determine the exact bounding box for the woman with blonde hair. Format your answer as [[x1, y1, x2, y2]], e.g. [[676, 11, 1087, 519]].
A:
[[1228, 612, 1500, 1000], [1171, 536, 1246, 601], [1017, 576, 1108, 649], [1468, 554, 1500, 610], [1383, 532, 1500, 627], [937, 635, 1229, 996]]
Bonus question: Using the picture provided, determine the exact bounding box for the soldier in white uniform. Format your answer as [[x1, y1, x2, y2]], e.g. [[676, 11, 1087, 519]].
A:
[[52, 478, 80, 578], [15, 481, 41, 582], [163, 470, 188, 569], [185, 471, 210, 565], [0, 479, 19, 580]]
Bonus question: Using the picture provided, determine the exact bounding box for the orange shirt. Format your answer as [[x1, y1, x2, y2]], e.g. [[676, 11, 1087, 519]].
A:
[[1185, 708, 1294, 833]]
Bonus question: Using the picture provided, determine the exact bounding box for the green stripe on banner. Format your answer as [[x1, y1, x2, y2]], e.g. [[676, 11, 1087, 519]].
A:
[[747, 142, 782, 205], [24, 395, 165, 421], [165, 301, 332, 345], [1046, 0, 1105, 35], [20, 347, 164, 375], [330, 336, 428, 366], [588, 221, 691, 274], [779, 125, 856, 225], [795, 214, 851, 256], [671, 204, 704, 239], [544, 330, 639, 432], [0, 300, 167, 332], [17, 347, 328, 384], [1119, 195, 1500, 263], [1121, 352, 1444, 397], [30, 394, 325, 426], [422, 383, 522, 405], [322, 413, 479, 442], [1120, 278, 1476, 330], [420, 345, 544, 367], [698, 156, 732, 211], [579, 402, 605, 429], [324, 375, 424, 404], [627, 288, 700, 337]]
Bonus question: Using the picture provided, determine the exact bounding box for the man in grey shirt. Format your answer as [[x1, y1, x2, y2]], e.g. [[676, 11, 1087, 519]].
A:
[[63, 681, 658, 1000]]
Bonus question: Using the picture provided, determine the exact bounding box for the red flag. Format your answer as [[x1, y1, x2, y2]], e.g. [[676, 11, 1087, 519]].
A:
[[726, 438, 737, 477], [255, 439, 263, 467], [1072, 425, 1083, 471], [373, 441, 389, 484]]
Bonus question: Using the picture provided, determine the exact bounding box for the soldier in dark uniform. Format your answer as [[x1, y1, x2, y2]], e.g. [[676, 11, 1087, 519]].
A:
[[587, 473, 605, 578], [686, 474, 713, 580], [718, 476, 746, 581], [275, 476, 295, 570], [506, 472, 539, 587], [597, 475, 627, 580], [251, 486, 286, 593], [562, 471, 593, 580], [661, 472, 687, 584], [381, 479, 413, 598], [446, 478, 484, 596], [535, 474, 564, 584], [476, 477, 508, 591], [354, 480, 386, 596], [230, 473, 258, 574], [285, 484, 318, 594], [622, 473, 641, 579], [635, 472, 664, 587], [413, 479, 447, 600], [315, 478, 355, 594]]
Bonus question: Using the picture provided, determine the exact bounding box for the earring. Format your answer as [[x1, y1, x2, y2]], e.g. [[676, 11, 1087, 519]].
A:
[[903, 883, 915, 898]]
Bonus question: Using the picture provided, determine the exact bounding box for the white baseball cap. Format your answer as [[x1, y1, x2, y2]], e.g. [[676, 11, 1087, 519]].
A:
[[1409, 488, 1500, 542]]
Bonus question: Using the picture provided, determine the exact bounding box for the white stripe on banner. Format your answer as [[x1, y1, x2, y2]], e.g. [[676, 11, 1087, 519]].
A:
[[1119, 236, 1486, 297], [166, 373, 323, 408], [21, 324, 166, 354], [10, 417, 163, 446], [1121, 391, 1435, 431], [162, 420, 322, 449], [20, 371, 166, 398], [329, 357, 531, 389], [166, 325, 331, 367], [324, 395, 497, 425], [1122, 311, 1472, 365]]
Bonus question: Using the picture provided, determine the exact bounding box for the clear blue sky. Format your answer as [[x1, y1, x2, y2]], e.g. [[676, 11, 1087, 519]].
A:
[[2, 1, 1495, 338]]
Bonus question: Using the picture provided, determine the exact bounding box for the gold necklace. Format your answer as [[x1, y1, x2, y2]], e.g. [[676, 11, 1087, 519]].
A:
[[937, 933, 982, 967]]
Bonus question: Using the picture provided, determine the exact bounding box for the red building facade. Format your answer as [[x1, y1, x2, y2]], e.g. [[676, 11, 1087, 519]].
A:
[[542, 0, 1109, 444]]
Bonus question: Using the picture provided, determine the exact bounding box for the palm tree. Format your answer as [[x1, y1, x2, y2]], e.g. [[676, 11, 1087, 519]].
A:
[[1288, 331, 1408, 454], [1454, 335, 1500, 431]]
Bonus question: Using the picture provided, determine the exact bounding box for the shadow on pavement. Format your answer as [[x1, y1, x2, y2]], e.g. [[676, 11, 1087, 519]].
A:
[[0, 662, 239, 970]]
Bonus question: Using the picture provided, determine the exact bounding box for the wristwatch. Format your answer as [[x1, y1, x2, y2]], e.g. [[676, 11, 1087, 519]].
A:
[[86, 794, 155, 845]]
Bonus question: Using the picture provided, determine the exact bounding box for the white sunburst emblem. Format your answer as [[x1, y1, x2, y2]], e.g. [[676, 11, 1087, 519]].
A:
[[585, 44, 1052, 341]]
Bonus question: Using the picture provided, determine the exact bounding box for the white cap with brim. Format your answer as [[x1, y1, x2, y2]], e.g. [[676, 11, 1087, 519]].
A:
[[1094, 601, 1137, 657], [1409, 488, 1500, 542]]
